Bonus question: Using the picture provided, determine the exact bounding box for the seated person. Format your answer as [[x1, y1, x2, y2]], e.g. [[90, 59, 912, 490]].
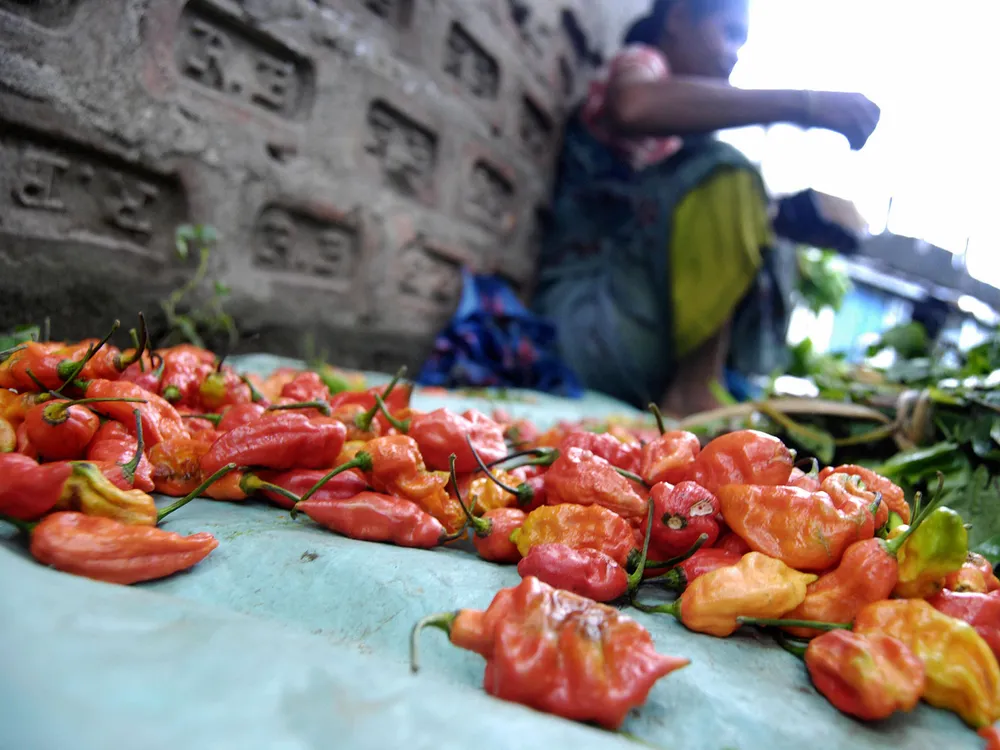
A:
[[533, 0, 879, 416]]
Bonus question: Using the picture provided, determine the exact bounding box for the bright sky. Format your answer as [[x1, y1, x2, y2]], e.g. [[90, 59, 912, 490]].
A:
[[719, 0, 1000, 286]]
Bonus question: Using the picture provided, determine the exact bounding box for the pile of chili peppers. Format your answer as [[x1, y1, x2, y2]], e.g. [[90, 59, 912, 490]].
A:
[[2, 317, 1000, 743]]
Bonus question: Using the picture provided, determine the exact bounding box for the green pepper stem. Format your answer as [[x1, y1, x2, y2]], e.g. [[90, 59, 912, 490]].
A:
[[736, 617, 852, 631], [410, 611, 458, 674], [156, 464, 239, 522], [868, 493, 882, 516], [0, 344, 27, 364], [795, 457, 820, 477], [0, 513, 37, 534], [63, 397, 148, 408], [373, 394, 410, 433], [267, 401, 332, 417], [356, 367, 407, 432], [294, 453, 373, 511], [162, 385, 182, 403], [630, 595, 682, 619], [55, 319, 120, 393], [448, 454, 487, 536], [240, 474, 302, 506], [627, 497, 658, 594], [647, 403, 666, 436], [181, 413, 223, 425], [120, 409, 144, 486], [239, 374, 266, 404], [24, 368, 56, 395], [465, 435, 536, 508], [643, 534, 710, 572], [615, 467, 649, 487], [117, 313, 147, 371], [151, 353, 165, 380], [487, 447, 552, 467], [885, 473, 946, 556], [774, 633, 809, 659]]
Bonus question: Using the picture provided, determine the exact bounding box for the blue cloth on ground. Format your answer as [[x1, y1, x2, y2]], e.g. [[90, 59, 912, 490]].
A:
[[417, 270, 584, 398]]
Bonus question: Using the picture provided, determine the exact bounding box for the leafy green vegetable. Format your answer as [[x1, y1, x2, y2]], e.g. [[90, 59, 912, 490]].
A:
[[796, 248, 852, 315]]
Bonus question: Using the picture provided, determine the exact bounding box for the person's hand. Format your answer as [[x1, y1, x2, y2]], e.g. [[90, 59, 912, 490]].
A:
[[804, 91, 881, 150]]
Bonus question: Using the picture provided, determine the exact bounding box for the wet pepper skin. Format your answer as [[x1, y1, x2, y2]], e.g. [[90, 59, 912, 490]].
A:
[[442, 577, 689, 728], [640, 430, 700, 486], [296, 491, 451, 548], [365, 435, 466, 534], [559, 431, 641, 473], [517, 543, 627, 602], [692, 430, 794, 493], [819, 464, 910, 523], [510, 504, 636, 568], [30, 511, 218, 585], [544, 447, 647, 520], [805, 630, 925, 721], [854, 599, 1000, 728], [718, 483, 874, 572], [927, 590, 1000, 662]]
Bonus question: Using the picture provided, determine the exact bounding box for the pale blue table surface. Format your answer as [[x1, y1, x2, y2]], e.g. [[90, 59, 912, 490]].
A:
[[0, 356, 978, 750]]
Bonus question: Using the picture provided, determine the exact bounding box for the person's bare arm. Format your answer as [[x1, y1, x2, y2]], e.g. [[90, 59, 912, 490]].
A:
[[660, 322, 731, 419], [605, 78, 880, 150]]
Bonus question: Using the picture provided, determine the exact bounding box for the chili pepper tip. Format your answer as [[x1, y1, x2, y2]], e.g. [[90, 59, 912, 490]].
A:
[[410, 611, 458, 674]]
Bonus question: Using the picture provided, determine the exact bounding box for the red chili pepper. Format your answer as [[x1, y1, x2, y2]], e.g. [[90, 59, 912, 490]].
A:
[[15, 422, 38, 458], [158, 346, 216, 407], [148, 437, 211, 497], [639, 429, 700, 486], [361, 435, 467, 534], [0, 453, 73, 520], [692, 430, 795, 493], [70, 315, 148, 382], [804, 630, 925, 721], [944, 553, 1000, 594], [381, 407, 507, 473], [544, 447, 647, 520], [0, 341, 68, 391], [254, 468, 367, 510], [927, 590, 1000, 661], [118, 351, 165, 393], [819, 464, 910, 524], [981, 726, 1000, 750], [216, 402, 267, 432], [649, 481, 721, 558], [292, 490, 459, 548], [517, 543, 628, 602], [558, 431, 641, 473], [199, 412, 347, 476], [27, 511, 219, 585], [789, 465, 822, 492], [23, 397, 144, 461], [652, 548, 742, 592], [280, 371, 331, 403], [410, 576, 689, 729], [715, 530, 752, 556], [822, 471, 887, 533], [84, 379, 187, 447], [198, 367, 252, 412], [448, 455, 523, 563], [86, 417, 155, 493]]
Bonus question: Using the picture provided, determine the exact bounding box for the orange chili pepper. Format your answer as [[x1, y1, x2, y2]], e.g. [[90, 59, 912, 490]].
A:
[[410, 576, 689, 729], [692, 429, 794, 493], [718, 483, 876, 572], [510, 504, 637, 568], [544, 447, 647, 521], [819, 463, 910, 523]]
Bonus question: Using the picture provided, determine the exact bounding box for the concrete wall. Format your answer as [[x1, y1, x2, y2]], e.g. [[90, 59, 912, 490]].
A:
[[0, 0, 630, 369]]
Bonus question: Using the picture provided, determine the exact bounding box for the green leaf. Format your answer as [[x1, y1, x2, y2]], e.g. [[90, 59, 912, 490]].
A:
[[874, 442, 961, 479], [944, 465, 1000, 551], [213, 281, 230, 297]]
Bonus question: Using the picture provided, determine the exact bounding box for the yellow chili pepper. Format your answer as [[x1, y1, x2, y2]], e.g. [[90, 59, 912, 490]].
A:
[[893, 506, 968, 599], [854, 599, 1000, 728], [635, 551, 817, 637], [464, 470, 518, 514], [59, 462, 157, 526]]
